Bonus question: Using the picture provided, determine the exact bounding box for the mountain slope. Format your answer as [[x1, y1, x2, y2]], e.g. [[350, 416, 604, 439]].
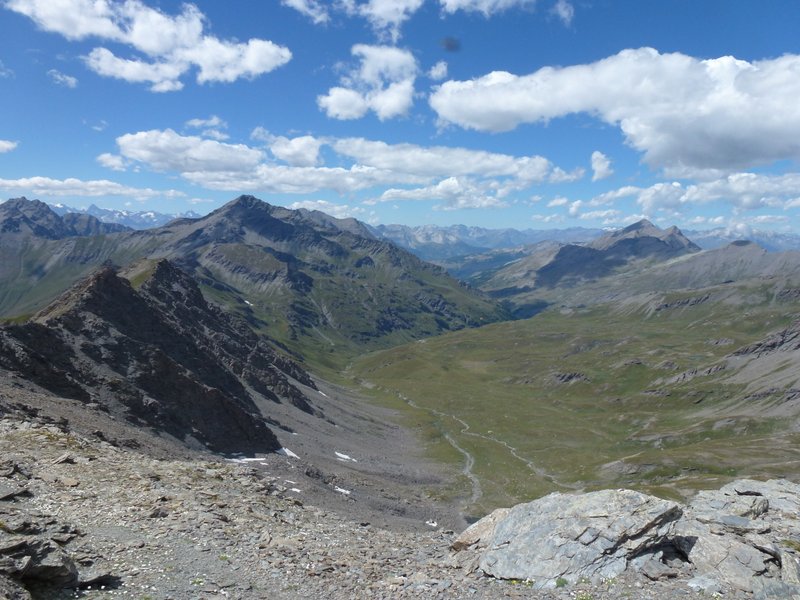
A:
[[0, 196, 506, 364], [461, 220, 701, 316], [0, 260, 320, 453]]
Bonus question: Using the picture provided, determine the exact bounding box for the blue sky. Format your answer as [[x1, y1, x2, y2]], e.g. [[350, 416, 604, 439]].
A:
[[2, 0, 800, 234]]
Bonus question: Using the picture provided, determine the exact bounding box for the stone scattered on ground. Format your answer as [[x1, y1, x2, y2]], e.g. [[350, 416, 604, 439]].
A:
[[2, 410, 799, 599]]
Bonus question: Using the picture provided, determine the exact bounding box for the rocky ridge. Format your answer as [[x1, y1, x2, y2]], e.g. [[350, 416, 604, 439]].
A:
[[0, 259, 318, 454]]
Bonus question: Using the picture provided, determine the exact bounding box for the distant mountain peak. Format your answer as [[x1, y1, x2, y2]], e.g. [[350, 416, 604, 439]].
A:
[[622, 218, 656, 232], [590, 220, 699, 253]]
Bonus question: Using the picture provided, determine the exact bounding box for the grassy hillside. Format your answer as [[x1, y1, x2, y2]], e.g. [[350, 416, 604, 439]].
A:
[[349, 280, 800, 519]]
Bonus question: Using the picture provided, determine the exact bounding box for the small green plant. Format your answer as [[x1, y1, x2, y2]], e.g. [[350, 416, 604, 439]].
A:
[[576, 592, 593, 600], [190, 577, 204, 586], [556, 577, 569, 588], [218, 554, 229, 561]]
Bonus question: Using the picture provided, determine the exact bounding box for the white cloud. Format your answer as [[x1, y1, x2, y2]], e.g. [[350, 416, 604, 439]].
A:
[[96, 152, 127, 171], [0, 176, 184, 199], [269, 135, 323, 167], [249, 126, 272, 143], [115, 129, 265, 173], [288, 199, 364, 219], [428, 60, 448, 80], [551, 0, 574, 25], [332, 137, 554, 181], [590, 151, 613, 181], [185, 115, 228, 140], [7, 0, 291, 91], [549, 166, 584, 183], [106, 128, 579, 203], [0, 140, 18, 153], [0, 60, 13, 78], [281, 0, 329, 24], [47, 68, 77, 87], [430, 48, 800, 173], [532, 213, 564, 223], [375, 176, 508, 210], [590, 172, 800, 214], [342, 0, 425, 42], [318, 44, 417, 121], [547, 196, 568, 207], [317, 87, 370, 120], [185, 115, 226, 129], [439, 0, 535, 16], [578, 208, 620, 222]]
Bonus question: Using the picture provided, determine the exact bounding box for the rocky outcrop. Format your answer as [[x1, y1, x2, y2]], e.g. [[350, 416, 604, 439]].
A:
[[466, 490, 681, 586], [0, 261, 319, 454], [453, 479, 800, 597]]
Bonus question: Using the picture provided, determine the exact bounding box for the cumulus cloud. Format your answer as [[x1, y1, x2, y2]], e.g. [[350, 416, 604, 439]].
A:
[[185, 115, 228, 140], [115, 129, 265, 173], [281, 0, 329, 24], [374, 176, 508, 210], [47, 68, 77, 87], [547, 196, 568, 207], [105, 128, 578, 205], [428, 60, 448, 80], [0, 60, 13, 78], [288, 199, 364, 219], [7, 0, 291, 91], [590, 172, 800, 214], [318, 44, 417, 121], [0, 140, 18, 153], [341, 0, 425, 42], [439, 0, 535, 16], [0, 176, 184, 199], [549, 166, 584, 183], [591, 151, 613, 181], [551, 0, 574, 25], [96, 152, 127, 171], [332, 137, 554, 182], [269, 135, 323, 167], [430, 48, 800, 173]]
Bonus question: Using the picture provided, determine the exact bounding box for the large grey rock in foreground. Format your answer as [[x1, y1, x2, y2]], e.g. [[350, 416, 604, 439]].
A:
[[675, 479, 800, 596], [478, 489, 681, 588], [458, 479, 800, 596]]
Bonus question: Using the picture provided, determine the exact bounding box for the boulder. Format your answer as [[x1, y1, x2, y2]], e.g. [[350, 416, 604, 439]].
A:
[[460, 479, 800, 595], [478, 489, 681, 588], [675, 478, 800, 594]]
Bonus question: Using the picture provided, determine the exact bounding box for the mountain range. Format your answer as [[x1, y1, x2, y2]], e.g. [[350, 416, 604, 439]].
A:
[[4, 194, 800, 511], [49, 201, 202, 229], [367, 221, 800, 262], [0, 196, 505, 364]]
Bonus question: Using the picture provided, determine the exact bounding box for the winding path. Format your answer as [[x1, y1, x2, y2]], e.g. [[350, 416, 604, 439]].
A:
[[396, 391, 579, 510]]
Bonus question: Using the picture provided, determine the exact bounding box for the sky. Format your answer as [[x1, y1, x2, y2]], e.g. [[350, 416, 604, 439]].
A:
[[2, 0, 800, 234]]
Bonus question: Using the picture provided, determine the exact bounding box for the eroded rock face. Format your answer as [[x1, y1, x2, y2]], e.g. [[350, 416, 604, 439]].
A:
[[478, 489, 681, 588], [675, 479, 800, 596], [457, 479, 800, 597]]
